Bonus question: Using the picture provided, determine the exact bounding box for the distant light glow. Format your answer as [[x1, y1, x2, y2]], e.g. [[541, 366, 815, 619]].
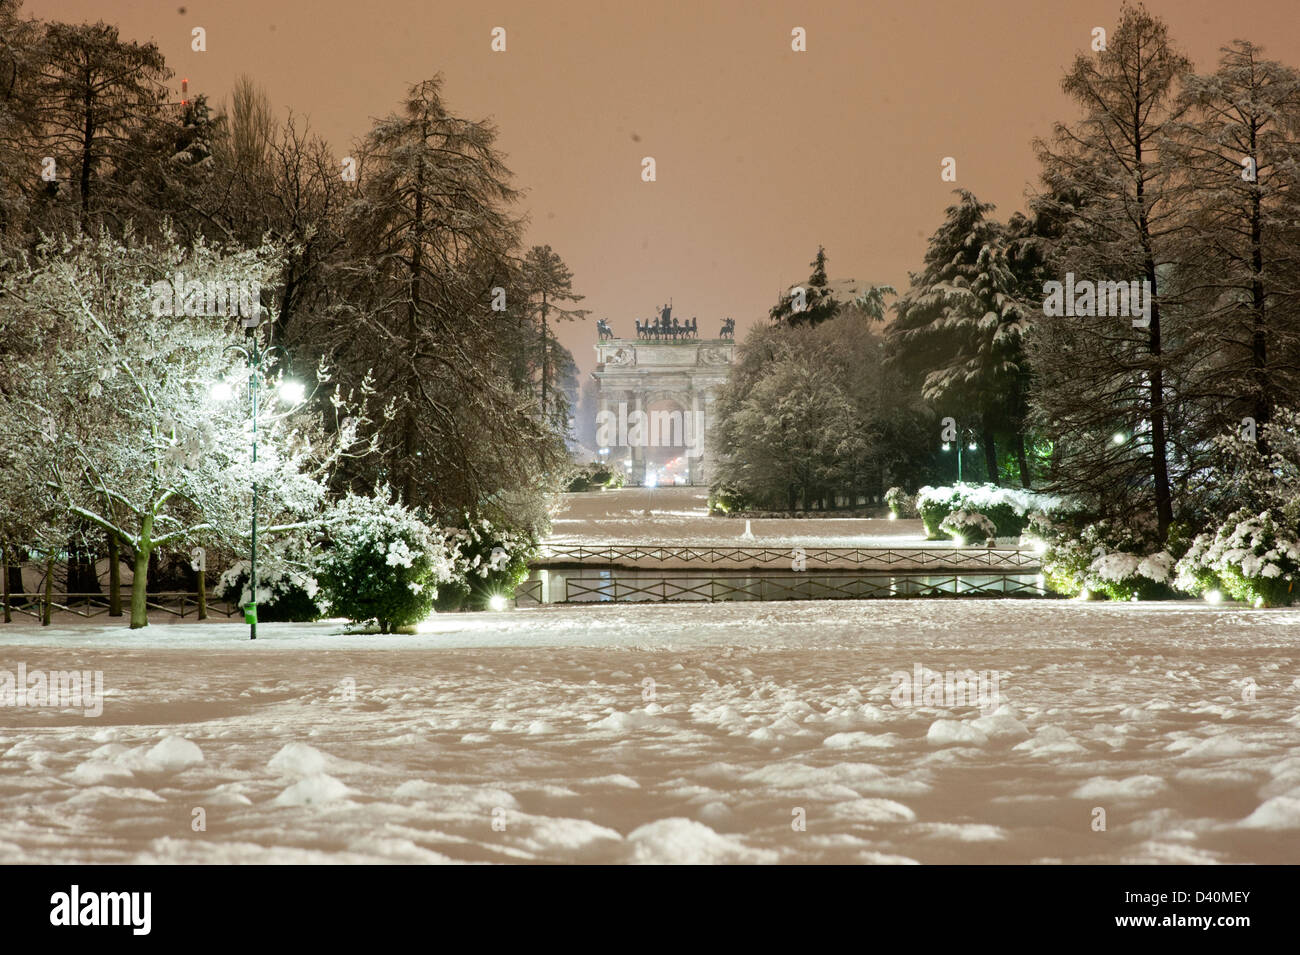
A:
[[1205, 589, 1223, 605], [645, 472, 658, 489], [488, 594, 509, 612], [887, 512, 897, 520], [951, 534, 965, 548], [967, 442, 977, 451], [1112, 433, 1126, 445]]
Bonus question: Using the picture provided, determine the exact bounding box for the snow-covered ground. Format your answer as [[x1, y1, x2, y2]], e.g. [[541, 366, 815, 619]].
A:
[[546, 488, 931, 546], [2, 599, 1298, 864]]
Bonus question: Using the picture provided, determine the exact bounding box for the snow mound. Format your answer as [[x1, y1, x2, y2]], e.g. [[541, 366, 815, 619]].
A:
[[626, 818, 778, 864], [827, 798, 917, 823], [1176, 735, 1268, 759], [267, 742, 356, 777], [392, 780, 520, 812], [1071, 775, 1167, 801], [510, 816, 624, 857], [589, 709, 658, 733], [1238, 796, 1300, 829], [970, 708, 1031, 741], [926, 720, 989, 746], [272, 774, 352, 806], [823, 731, 902, 749], [146, 736, 204, 772], [67, 759, 135, 786]]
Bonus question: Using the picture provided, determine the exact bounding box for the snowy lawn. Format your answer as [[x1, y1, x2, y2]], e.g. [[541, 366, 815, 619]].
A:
[[546, 488, 931, 546], [1, 599, 1298, 864]]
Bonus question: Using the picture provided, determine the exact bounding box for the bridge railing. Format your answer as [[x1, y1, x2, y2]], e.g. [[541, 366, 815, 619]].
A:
[[534, 543, 1041, 570]]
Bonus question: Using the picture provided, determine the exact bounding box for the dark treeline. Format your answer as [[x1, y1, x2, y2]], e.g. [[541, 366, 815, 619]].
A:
[[0, 0, 585, 596], [714, 3, 1300, 544]]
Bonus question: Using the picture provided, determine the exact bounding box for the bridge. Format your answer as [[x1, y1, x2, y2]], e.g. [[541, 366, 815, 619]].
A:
[[518, 541, 1046, 604]]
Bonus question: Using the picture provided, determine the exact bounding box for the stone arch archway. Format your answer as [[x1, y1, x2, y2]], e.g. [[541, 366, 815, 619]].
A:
[[591, 335, 733, 486]]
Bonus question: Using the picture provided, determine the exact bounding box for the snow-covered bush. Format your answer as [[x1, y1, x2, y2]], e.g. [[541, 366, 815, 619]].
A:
[[436, 517, 537, 611], [1174, 509, 1300, 607], [917, 483, 1070, 540], [316, 494, 454, 632], [1040, 520, 1173, 599], [939, 509, 996, 546], [217, 560, 323, 622], [708, 484, 751, 515], [566, 461, 624, 492], [884, 486, 917, 518]]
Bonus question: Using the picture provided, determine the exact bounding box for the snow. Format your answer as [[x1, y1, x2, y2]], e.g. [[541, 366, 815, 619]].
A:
[[2, 597, 1299, 863]]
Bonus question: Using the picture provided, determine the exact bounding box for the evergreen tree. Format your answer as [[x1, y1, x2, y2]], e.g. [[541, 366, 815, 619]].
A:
[[886, 190, 1030, 484], [770, 246, 841, 327]]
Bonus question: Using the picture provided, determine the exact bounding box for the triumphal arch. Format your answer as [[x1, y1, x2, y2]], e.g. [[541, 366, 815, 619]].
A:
[[591, 306, 735, 486]]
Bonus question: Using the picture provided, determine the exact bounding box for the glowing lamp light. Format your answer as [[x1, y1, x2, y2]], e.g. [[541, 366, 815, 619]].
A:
[[488, 594, 509, 612], [967, 442, 977, 451], [1112, 433, 1126, 445], [211, 381, 234, 401], [1205, 590, 1223, 605], [278, 380, 306, 405], [645, 472, 658, 489], [951, 534, 965, 548], [887, 512, 897, 520]]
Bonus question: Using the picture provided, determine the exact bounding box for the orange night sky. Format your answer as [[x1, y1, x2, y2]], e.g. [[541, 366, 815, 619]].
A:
[[28, 0, 1300, 374]]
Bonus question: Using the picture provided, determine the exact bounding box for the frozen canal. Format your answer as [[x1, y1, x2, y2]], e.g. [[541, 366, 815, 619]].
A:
[[1, 599, 1298, 864]]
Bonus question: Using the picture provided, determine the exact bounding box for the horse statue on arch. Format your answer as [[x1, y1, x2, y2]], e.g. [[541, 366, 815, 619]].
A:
[[597, 318, 613, 340]]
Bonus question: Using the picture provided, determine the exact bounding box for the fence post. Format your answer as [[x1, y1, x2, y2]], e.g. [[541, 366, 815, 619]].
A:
[[42, 552, 54, 626], [107, 531, 122, 617]]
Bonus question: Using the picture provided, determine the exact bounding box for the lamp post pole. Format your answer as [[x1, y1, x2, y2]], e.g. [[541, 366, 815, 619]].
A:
[[223, 335, 284, 641], [249, 333, 260, 640]]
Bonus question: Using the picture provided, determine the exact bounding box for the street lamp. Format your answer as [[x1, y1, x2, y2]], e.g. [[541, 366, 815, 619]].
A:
[[215, 335, 304, 640], [942, 429, 977, 482]]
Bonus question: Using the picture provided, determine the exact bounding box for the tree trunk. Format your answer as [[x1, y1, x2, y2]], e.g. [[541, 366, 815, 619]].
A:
[[1250, 182, 1270, 454], [107, 531, 122, 616], [42, 551, 54, 627], [540, 294, 550, 422], [129, 516, 152, 629], [2, 543, 9, 624], [6, 553, 22, 604], [981, 429, 999, 485], [196, 569, 207, 620], [1015, 433, 1032, 489]]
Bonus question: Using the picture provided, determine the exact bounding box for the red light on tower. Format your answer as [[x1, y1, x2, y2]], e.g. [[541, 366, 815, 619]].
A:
[[181, 78, 188, 106]]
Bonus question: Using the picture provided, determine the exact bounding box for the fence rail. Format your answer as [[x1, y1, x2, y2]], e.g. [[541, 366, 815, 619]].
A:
[[2, 591, 242, 621], [549, 572, 1046, 603], [534, 543, 1041, 571]]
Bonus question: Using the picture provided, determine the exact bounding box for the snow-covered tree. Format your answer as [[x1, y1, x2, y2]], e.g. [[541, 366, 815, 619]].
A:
[[1165, 41, 1300, 450], [1030, 3, 1191, 537], [0, 228, 374, 627], [886, 190, 1033, 484]]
